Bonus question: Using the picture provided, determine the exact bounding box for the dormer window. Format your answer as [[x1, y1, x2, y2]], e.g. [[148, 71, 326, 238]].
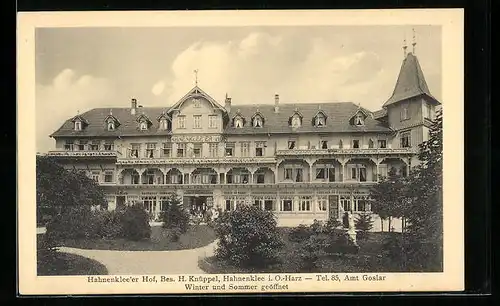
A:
[[104, 111, 120, 132], [313, 110, 327, 127], [107, 121, 115, 131], [291, 116, 301, 128], [253, 116, 263, 128], [316, 116, 325, 127], [74, 121, 82, 131], [354, 113, 364, 126], [159, 118, 168, 130], [234, 117, 244, 128], [140, 121, 148, 130]]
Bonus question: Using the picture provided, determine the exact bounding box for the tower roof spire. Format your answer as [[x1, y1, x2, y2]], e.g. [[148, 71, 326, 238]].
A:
[[403, 37, 408, 57], [383, 49, 439, 107], [412, 28, 417, 54]]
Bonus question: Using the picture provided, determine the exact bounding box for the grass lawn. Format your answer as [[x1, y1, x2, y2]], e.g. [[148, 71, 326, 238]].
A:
[[53, 224, 216, 251], [37, 251, 108, 276], [199, 228, 401, 273]]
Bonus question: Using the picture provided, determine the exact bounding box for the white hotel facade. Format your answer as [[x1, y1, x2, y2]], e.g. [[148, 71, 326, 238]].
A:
[[47, 50, 440, 229]]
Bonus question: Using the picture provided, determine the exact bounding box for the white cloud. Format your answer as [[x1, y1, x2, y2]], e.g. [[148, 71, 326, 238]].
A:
[[36, 69, 116, 153], [151, 81, 165, 96], [165, 32, 388, 108]]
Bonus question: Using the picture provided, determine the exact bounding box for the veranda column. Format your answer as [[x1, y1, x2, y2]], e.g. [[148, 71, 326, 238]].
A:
[[309, 164, 313, 182]]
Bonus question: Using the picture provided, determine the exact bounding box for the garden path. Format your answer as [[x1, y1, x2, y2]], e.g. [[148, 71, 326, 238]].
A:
[[58, 239, 218, 275]]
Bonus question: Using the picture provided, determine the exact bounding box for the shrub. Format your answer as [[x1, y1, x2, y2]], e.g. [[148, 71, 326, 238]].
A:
[[46, 206, 95, 241], [213, 205, 284, 269], [288, 224, 312, 243], [355, 212, 374, 240], [310, 219, 326, 234], [325, 218, 342, 234], [120, 203, 151, 241], [292, 234, 330, 272], [160, 193, 190, 235], [100, 210, 124, 239]]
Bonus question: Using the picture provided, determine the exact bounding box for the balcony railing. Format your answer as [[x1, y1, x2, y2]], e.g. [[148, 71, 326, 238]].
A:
[[276, 147, 416, 156], [116, 156, 277, 165], [47, 150, 120, 158]]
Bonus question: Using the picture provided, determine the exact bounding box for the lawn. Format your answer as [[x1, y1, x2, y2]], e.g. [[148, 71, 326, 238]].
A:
[[37, 251, 108, 276], [199, 228, 401, 273], [47, 224, 217, 251]]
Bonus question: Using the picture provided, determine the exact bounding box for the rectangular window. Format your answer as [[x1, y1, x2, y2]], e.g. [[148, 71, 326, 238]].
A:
[[90, 141, 100, 151], [225, 199, 233, 211], [352, 139, 360, 149], [328, 168, 335, 182], [209, 143, 218, 157], [255, 141, 266, 156], [193, 115, 202, 129], [378, 139, 387, 148], [130, 144, 140, 158], [288, 140, 296, 149], [131, 173, 140, 184], [64, 140, 74, 151], [400, 131, 411, 148], [177, 143, 186, 157], [104, 171, 113, 183], [264, 200, 274, 211], [341, 198, 352, 212], [78, 140, 88, 151], [256, 173, 265, 184], [91, 171, 100, 182], [281, 199, 293, 212], [146, 143, 156, 158], [299, 196, 312, 211], [316, 168, 326, 179], [177, 116, 186, 129], [225, 142, 235, 156], [295, 168, 303, 182], [75, 121, 82, 131], [254, 200, 262, 210], [284, 168, 293, 180], [320, 140, 328, 149], [193, 143, 202, 158], [400, 104, 410, 121], [240, 142, 250, 157], [208, 115, 218, 129], [104, 141, 114, 151], [318, 197, 328, 211], [162, 143, 171, 157]]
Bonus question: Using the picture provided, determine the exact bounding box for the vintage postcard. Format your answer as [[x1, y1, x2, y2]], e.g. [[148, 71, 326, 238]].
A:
[[17, 9, 464, 295]]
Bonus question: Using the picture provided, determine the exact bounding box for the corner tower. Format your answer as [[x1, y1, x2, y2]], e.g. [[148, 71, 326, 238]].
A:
[[383, 46, 441, 152]]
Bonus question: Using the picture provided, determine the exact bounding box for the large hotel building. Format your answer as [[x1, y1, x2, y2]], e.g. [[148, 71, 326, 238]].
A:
[[47, 49, 440, 229]]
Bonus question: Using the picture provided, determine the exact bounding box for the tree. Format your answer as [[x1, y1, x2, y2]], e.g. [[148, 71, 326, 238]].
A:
[[120, 203, 151, 241], [213, 205, 284, 269], [159, 193, 190, 241], [36, 155, 107, 225], [355, 212, 374, 239]]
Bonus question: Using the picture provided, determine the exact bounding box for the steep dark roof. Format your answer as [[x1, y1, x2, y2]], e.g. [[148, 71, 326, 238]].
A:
[[383, 52, 439, 107], [50, 107, 171, 138], [51, 101, 393, 137], [225, 102, 392, 135]]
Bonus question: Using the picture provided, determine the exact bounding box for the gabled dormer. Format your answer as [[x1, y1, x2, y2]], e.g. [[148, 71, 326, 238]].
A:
[[232, 110, 246, 128], [156, 111, 171, 131], [103, 110, 120, 131], [349, 107, 370, 127], [136, 113, 153, 131], [251, 110, 264, 128], [312, 108, 328, 127], [289, 108, 303, 128], [71, 113, 89, 131]]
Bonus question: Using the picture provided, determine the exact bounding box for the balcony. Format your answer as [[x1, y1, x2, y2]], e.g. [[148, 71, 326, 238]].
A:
[[47, 150, 120, 158], [276, 147, 416, 156], [116, 156, 277, 165]]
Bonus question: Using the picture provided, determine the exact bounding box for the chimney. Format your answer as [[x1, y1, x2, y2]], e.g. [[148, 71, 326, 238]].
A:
[[274, 94, 279, 113], [225, 95, 232, 113], [131, 98, 137, 115]]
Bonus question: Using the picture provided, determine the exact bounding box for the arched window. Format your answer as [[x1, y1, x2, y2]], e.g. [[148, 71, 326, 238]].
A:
[[315, 115, 325, 127], [291, 116, 301, 128], [234, 118, 244, 128], [140, 121, 148, 130], [253, 116, 263, 128], [355, 113, 364, 126], [74, 121, 82, 131], [368, 139, 374, 148], [107, 121, 115, 131], [159, 118, 168, 130]]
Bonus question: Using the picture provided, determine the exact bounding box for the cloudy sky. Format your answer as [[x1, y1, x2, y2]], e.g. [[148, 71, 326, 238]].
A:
[[35, 26, 441, 153]]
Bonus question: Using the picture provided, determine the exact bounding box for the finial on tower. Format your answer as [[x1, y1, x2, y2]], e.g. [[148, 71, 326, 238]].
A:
[[77, 110, 80, 115], [403, 37, 408, 57], [193, 69, 199, 86], [412, 28, 417, 54], [109, 109, 113, 115]]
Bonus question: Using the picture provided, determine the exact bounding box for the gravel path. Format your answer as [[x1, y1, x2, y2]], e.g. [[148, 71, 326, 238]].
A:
[[58, 240, 218, 275]]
